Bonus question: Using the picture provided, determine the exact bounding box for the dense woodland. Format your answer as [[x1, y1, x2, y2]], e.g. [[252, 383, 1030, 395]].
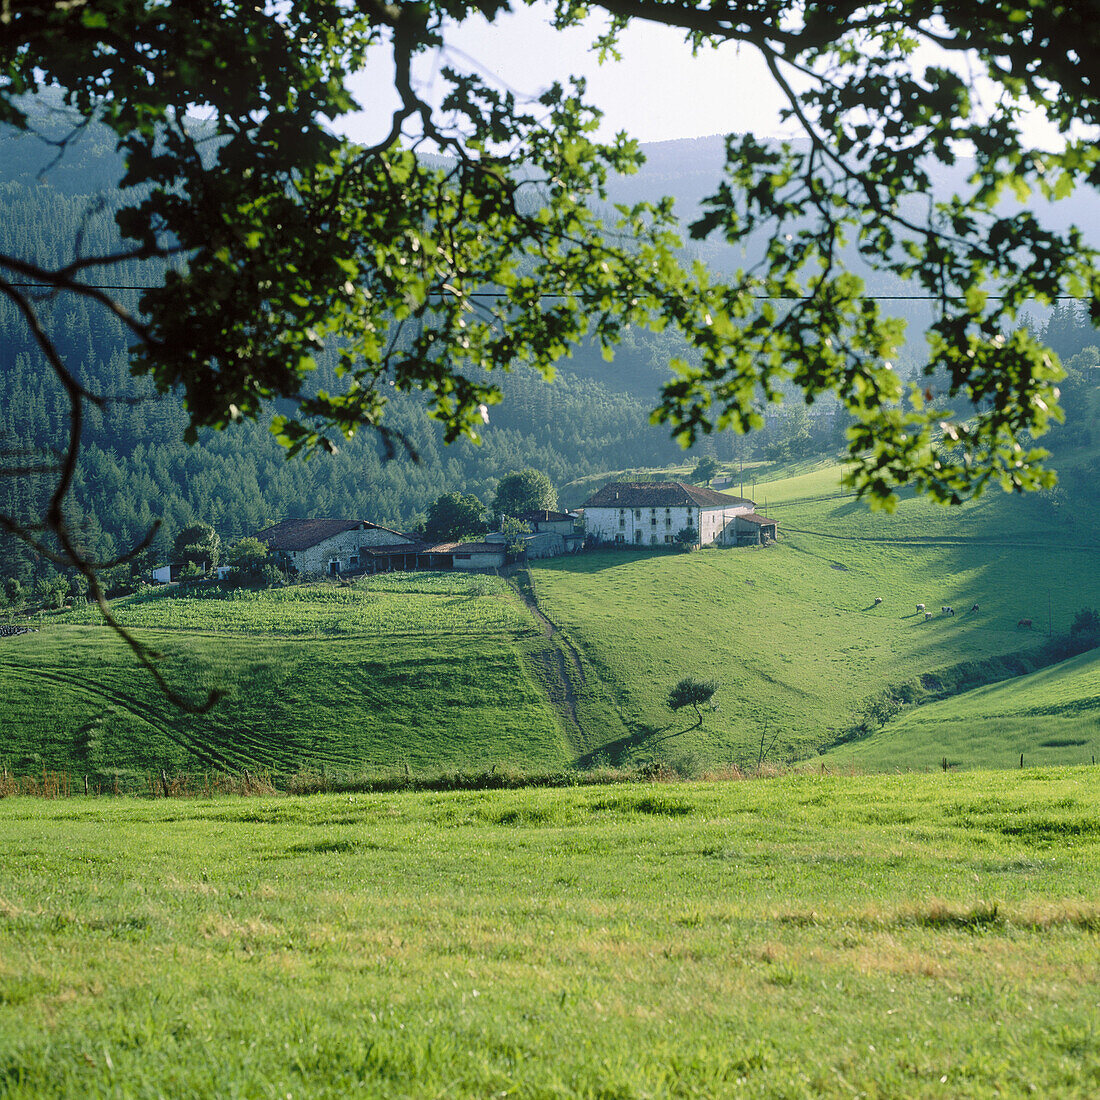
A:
[[2, 102, 1098, 590]]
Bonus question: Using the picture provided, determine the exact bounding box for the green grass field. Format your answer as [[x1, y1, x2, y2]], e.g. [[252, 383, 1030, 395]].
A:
[[823, 646, 1100, 772], [2, 769, 1099, 1097], [4, 464, 1100, 778], [0, 576, 569, 780], [56, 573, 534, 636], [532, 468, 1100, 769]]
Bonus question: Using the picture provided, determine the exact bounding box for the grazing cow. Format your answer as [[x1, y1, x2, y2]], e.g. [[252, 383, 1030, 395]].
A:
[[924, 611, 933, 621], [946, 606, 954, 616], [941, 606, 948, 614], [970, 604, 979, 613], [916, 603, 925, 612], [1018, 618, 1032, 629], [874, 596, 883, 605]]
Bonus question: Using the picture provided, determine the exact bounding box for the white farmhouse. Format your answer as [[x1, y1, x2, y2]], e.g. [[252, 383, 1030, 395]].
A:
[[254, 518, 418, 576], [581, 481, 776, 547]]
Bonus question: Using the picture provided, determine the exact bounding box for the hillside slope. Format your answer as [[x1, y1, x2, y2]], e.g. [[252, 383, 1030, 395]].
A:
[[534, 463, 1100, 769], [0, 576, 573, 780], [822, 646, 1100, 772]]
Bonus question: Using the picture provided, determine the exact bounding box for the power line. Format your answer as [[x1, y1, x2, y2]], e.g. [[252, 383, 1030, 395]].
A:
[[2, 281, 1092, 302]]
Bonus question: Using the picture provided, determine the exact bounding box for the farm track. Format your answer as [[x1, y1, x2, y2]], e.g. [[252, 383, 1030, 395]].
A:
[[511, 572, 593, 754], [514, 574, 587, 689], [525, 641, 587, 753], [0, 663, 237, 770]]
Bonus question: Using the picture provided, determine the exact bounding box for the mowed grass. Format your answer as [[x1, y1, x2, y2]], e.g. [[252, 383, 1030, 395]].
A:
[[55, 574, 534, 637], [533, 474, 1100, 768], [2, 769, 1099, 1098], [0, 577, 568, 778], [825, 646, 1100, 772]]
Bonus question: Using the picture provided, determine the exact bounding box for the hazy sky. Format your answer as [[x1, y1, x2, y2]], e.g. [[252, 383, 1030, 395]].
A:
[[337, 4, 1081, 153], [340, 4, 795, 149]]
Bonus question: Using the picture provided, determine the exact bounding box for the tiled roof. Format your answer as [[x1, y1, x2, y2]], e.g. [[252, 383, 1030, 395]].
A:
[[254, 518, 365, 551], [360, 542, 426, 556], [581, 481, 753, 510], [738, 513, 777, 526], [254, 518, 414, 551]]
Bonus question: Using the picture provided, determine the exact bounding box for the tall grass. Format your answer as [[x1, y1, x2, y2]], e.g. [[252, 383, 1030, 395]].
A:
[[2, 769, 1099, 1097]]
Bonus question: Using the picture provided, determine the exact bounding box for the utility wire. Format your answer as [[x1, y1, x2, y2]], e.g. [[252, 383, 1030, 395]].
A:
[[2, 281, 1092, 301]]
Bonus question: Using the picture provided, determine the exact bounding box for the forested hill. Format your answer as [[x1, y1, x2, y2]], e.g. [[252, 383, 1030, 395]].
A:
[[2, 97, 1097, 585], [0, 108, 692, 582], [0, 180, 687, 574]]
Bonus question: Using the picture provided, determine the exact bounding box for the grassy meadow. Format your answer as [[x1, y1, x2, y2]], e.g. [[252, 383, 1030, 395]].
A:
[[823, 646, 1100, 772], [2, 769, 1099, 1097], [0, 576, 569, 781], [3, 462, 1100, 780], [533, 464, 1100, 769]]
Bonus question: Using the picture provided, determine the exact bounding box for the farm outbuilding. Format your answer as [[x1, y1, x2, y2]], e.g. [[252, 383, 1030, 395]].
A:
[[449, 542, 508, 570], [734, 512, 779, 545], [254, 518, 418, 576]]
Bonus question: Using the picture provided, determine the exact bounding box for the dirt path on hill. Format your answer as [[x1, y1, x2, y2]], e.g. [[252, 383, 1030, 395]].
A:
[[509, 571, 591, 754], [512, 571, 587, 686]]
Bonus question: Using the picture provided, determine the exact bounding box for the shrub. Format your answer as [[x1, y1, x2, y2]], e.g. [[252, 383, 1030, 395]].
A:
[[1070, 607, 1100, 638]]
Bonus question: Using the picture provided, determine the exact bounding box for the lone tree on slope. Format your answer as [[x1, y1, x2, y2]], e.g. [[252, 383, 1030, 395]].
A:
[[667, 677, 720, 730], [691, 456, 720, 487]]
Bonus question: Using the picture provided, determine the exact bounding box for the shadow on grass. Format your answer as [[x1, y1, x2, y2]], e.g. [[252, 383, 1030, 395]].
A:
[[576, 720, 697, 767]]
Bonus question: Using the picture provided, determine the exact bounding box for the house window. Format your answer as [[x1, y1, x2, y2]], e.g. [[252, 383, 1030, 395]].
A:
[[650, 517, 657, 527], [664, 535, 673, 544], [633, 530, 642, 543], [618, 515, 625, 529], [614, 533, 625, 544], [650, 534, 658, 544], [665, 518, 672, 528]]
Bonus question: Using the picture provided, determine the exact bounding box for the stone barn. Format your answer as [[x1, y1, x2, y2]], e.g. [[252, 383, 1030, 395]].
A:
[[254, 518, 418, 576]]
